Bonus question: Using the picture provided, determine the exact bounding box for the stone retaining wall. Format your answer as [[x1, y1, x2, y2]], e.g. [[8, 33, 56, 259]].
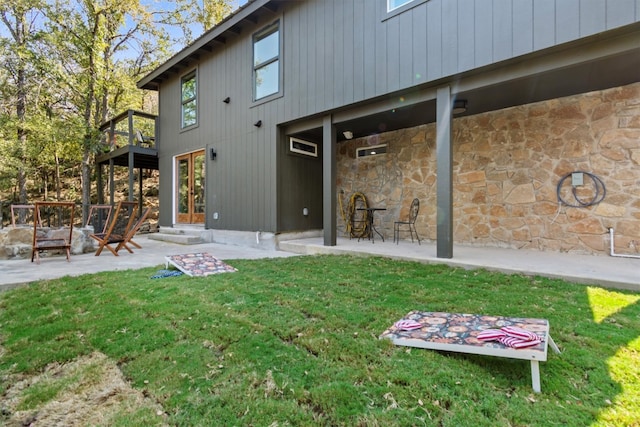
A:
[[337, 82, 640, 256], [0, 227, 94, 260]]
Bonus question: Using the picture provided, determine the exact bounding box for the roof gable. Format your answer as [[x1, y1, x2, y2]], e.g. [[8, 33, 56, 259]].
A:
[[138, 0, 281, 90]]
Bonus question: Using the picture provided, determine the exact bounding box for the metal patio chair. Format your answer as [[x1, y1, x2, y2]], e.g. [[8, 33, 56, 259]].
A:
[[393, 198, 421, 245]]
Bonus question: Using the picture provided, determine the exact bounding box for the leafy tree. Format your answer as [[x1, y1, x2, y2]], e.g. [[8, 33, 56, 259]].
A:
[[0, 0, 46, 203], [191, 0, 233, 36], [1, 0, 234, 222], [44, 0, 176, 221]]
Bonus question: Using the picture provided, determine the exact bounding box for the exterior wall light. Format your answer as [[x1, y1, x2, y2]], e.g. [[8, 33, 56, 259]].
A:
[[453, 100, 468, 114]]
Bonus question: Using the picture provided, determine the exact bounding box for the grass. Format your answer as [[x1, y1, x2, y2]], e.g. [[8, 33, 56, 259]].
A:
[[0, 254, 639, 426]]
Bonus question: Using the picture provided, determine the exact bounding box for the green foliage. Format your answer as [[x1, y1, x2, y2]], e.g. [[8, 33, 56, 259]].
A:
[[1, 255, 638, 426], [1, 0, 234, 199], [172, 0, 233, 44]]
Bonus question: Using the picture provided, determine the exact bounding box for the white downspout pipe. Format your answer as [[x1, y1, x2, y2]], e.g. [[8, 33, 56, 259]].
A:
[[609, 228, 640, 259]]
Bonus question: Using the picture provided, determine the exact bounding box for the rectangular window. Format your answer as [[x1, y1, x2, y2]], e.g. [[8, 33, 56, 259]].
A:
[[387, 0, 414, 12], [253, 22, 280, 101], [357, 144, 387, 158], [384, 0, 429, 19], [290, 137, 318, 157], [181, 71, 197, 129]]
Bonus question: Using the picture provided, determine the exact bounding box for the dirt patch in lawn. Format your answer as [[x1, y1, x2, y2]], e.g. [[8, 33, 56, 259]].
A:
[[1, 351, 168, 426]]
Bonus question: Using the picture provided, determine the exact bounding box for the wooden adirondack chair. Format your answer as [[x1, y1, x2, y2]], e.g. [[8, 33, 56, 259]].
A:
[[31, 201, 75, 264], [90, 201, 137, 256], [115, 206, 151, 254]]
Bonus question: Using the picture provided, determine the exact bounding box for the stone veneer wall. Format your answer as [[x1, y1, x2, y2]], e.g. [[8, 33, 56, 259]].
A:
[[336, 82, 640, 256]]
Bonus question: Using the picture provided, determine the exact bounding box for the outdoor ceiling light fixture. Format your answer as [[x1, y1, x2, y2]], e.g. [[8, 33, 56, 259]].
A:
[[343, 130, 354, 139], [453, 99, 468, 114]]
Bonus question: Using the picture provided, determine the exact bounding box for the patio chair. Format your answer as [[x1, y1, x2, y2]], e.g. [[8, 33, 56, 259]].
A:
[[85, 204, 113, 234], [11, 204, 39, 228], [115, 206, 151, 254], [90, 201, 137, 256], [31, 201, 75, 264], [135, 130, 155, 147], [393, 198, 421, 245]]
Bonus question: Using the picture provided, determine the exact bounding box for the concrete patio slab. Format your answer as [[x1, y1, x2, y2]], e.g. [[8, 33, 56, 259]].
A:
[[1, 235, 638, 292]]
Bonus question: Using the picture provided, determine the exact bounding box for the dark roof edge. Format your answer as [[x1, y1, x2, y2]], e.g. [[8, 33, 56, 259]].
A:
[[137, 0, 271, 91]]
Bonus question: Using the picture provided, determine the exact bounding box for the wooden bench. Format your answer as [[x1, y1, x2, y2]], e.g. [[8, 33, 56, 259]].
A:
[[380, 311, 561, 393]]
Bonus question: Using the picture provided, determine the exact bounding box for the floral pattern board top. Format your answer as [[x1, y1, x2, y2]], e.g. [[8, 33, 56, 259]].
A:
[[165, 252, 237, 277], [379, 311, 551, 361]]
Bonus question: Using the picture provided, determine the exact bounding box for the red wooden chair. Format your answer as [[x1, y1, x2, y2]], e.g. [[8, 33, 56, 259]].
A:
[[11, 204, 40, 228], [90, 201, 137, 256], [85, 204, 113, 234], [31, 202, 75, 264], [115, 206, 151, 254]]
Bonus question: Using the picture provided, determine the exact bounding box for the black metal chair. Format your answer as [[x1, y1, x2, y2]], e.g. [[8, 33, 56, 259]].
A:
[[393, 198, 421, 245]]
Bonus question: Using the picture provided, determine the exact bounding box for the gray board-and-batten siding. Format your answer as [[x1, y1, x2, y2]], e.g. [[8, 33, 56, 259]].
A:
[[141, 0, 640, 234]]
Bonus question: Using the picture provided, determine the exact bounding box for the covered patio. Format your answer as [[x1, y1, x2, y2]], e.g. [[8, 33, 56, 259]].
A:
[[283, 23, 640, 259]]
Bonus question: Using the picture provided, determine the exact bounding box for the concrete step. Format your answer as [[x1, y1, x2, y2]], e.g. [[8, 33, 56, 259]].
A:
[[158, 226, 203, 236], [148, 232, 203, 245]]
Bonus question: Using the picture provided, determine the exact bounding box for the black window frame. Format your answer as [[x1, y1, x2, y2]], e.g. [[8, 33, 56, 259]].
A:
[[252, 21, 282, 103], [181, 70, 198, 130]]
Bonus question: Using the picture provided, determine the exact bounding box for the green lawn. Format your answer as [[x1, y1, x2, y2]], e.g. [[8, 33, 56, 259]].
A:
[[1, 255, 638, 426]]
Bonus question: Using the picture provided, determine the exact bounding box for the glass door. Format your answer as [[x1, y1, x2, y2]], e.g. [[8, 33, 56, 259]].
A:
[[176, 150, 205, 224]]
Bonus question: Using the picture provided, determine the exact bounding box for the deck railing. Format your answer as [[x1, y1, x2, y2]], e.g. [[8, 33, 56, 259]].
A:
[[99, 110, 158, 151]]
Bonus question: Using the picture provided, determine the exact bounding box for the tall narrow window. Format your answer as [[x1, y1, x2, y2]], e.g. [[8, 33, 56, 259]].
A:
[[181, 71, 197, 128], [253, 22, 280, 101]]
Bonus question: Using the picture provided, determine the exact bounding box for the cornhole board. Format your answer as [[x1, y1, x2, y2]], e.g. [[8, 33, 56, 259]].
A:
[[165, 252, 237, 277], [379, 311, 561, 393]]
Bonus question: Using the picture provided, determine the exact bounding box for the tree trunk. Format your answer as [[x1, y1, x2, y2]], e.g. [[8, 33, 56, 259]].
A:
[[80, 15, 99, 226], [81, 148, 92, 223], [55, 152, 61, 201], [14, 12, 28, 204], [17, 66, 28, 204], [43, 171, 48, 201]]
